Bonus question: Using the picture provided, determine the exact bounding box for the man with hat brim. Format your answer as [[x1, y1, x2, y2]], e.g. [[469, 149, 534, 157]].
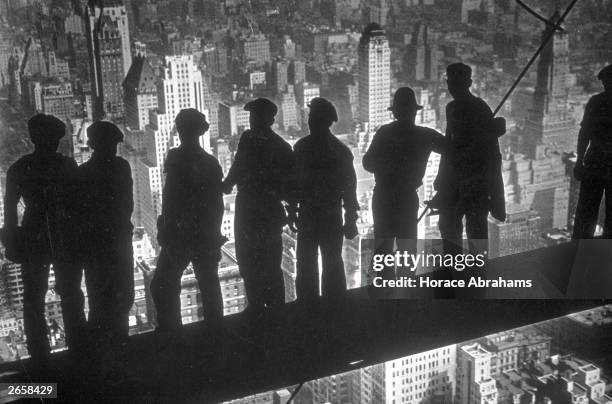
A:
[[363, 87, 446, 280], [572, 65, 612, 238], [151, 108, 226, 332], [223, 98, 294, 312], [433, 62, 505, 257], [292, 97, 359, 301], [77, 120, 134, 366], [3, 114, 86, 368]]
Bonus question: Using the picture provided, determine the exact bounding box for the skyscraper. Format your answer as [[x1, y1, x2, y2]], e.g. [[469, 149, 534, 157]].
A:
[[406, 25, 439, 82], [123, 55, 159, 131], [521, 12, 575, 157], [358, 23, 390, 130], [137, 55, 211, 243], [86, 1, 132, 119], [503, 15, 573, 232]]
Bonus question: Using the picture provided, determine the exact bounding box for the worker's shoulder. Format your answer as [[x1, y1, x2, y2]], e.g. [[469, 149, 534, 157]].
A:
[[329, 135, 353, 160], [375, 121, 401, 136], [113, 156, 131, 170], [414, 125, 442, 138], [270, 130, 292, 150], [293, 135, 309, 152], [586, 92, 611, 108], [7, 154, 33, 172]]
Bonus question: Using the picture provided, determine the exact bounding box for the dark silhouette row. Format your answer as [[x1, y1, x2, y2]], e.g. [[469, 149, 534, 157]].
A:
[[1, 63, 610, 374]]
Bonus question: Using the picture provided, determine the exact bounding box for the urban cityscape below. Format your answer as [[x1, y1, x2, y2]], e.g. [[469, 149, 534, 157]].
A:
[[0, 0, 611, 402]]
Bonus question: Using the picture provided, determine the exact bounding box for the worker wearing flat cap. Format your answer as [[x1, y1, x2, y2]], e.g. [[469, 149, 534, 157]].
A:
[[293, 97, 359, 300], [573, 65, 612, 238], [77, 120, 134, 366], [151, 108, 226, 333], [3, 114, 86, 368], [433, 63, 505, 256], [223, 98, 294, 312], [363, 87, 446, 279]]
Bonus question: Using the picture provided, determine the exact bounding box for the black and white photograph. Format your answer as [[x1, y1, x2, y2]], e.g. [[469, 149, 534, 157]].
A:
[[0, 0, 611, 402]]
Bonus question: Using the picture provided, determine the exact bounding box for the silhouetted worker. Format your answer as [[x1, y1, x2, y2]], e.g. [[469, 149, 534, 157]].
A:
[[223, 98, 294, 312], [293, 98, 359, 300], [78, 121, 134, 355], [433, 63, 505, 255], [363, 87, 446, 276], [2, 114, 86, 367], [573, 65, 612, 238], [151, 109, 225, 331]]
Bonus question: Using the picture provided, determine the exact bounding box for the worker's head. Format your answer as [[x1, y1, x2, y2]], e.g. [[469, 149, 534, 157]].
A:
[[446, 63, 472, 99], [598, 65, 612, 92], [175, 109, 209, 144], [307, 97, 338, 132], [87, 121, 124, 156], [388, 87, 422, 123], [28, 114, 65, 154], [244, 98, 277, 130]]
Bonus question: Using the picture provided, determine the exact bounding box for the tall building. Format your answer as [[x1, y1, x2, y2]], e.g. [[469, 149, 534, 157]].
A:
[[290, 60, 306, 84], [278, 86, 299, 131], [271, 59, 289, 93], [218, 99, 250, 139], [123, 55, 159, 131], [520, 13, 575, 157], [456, 344, 498, 404], [295, 81, 320, 109], [406, 25, 439, 82], [358, 23, 390, 130], [241, 34, 270, 67], [137, 55, 211, 243], [86, 1, 132, 119], [26, 79, 74, 121]]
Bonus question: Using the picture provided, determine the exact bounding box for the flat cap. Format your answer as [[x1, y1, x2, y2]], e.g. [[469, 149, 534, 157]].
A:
[[175, 108, 209, 134], [446, 62, 472, 80], [28, 114, 66, 141], [87, 121, 124, 144], [308, 97, 338, 122], [244, 98, 278, 117], [597, 65, 612, 80]]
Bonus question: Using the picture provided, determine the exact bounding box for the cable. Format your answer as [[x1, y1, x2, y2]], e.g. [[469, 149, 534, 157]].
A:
[[286, 381, 305, 404], [493, 0, 580, 116], [515, 0, 565, 32], [417, 0, 581, 224]]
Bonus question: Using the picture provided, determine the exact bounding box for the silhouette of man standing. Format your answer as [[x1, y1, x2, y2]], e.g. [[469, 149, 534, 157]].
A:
[[433, 63, 505, 255], [78, 121, 134, 353], [151, 109, 225, 331], [573, 65, 612, 238], [2, 114, 86, 366], [293, 98, 359, 300], [363, 88, 446, 275], [223, 98, 294, 312]]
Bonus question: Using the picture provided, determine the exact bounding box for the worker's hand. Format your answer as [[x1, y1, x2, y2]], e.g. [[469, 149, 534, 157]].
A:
[[343, 222, 359, 240], [287, 211, 298, 233], [573, 162, 585, 181], [222, 180, 233, 195], [493, 117, 506, 137]]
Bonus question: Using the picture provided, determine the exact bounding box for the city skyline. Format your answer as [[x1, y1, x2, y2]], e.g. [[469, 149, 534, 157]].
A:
[[0, 0, 611, 401]]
